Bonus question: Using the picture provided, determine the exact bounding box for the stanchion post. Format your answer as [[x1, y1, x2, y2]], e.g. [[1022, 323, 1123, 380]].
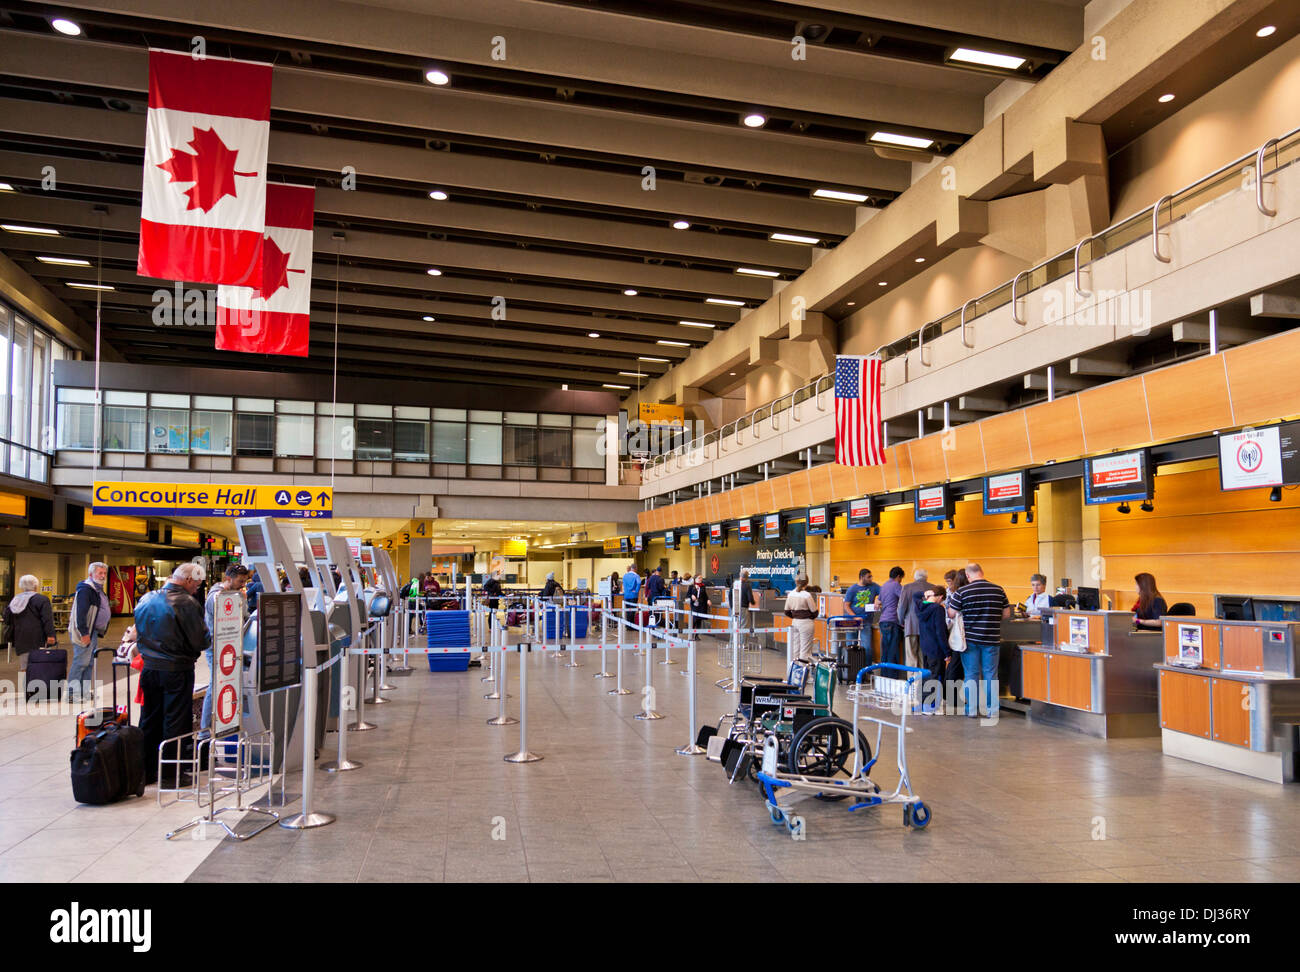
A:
[[486, 616, 518, 726], [729, 612, 741, 694], [504, 644, 542, 763], [676, 632, 704, 755], [282, 664, 336, 828], [635, 615, 664, 720], [565, 603, 582, 668], [610, 606, 631, 695]]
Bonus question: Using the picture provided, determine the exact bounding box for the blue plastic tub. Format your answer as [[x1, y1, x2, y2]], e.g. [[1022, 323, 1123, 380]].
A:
[[428, 652, 470, 672]]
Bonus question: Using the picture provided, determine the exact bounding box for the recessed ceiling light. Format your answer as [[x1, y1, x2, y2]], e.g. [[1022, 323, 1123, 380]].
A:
[[37, 255, 90, 266], [51, 18, 82, 36], [428, 189, 448, 200], [426, 267, 442, 276], [729, 372, 737, 376], [812, 188, 868, 203], [878, 281, 888, 287], [915, 257, 926, 263], [705, 297, 744, 306], [603, 383, 630, 390], [639, 356, 669, 362], [742, 113, 767, 128], [736, 267, 779, 277], [588, 332, 600, 338], [422, 315, 435, 322], [2, 224, 59, 236], [66, 281, 114, 291], [1257, 25, 1276, 38], [870, 131, 935, 150], [846, 301, 856, 307], [657, 339, 689, 347], [1158, 93, 1175, 104], [678, 320, 715, 329], [0, 183, 14, 193], [425, 68, 450, 85], [623, 288, 637, 296], [769, 232, 820, 245], [947, 48, 1026, 70], [671, 219, 691, 230]]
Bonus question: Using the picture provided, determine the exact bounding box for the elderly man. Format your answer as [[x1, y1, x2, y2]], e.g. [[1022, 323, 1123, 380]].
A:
[[896, 568, 931, 670], [136, 563, 208, 786], [68, 562, 111, 703]]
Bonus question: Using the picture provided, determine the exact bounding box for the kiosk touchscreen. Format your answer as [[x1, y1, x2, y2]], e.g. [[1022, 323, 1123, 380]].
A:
[[314, 533, 367, 733]]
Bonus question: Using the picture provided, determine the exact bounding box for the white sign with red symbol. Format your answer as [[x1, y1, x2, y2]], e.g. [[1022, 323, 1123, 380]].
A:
[[212, 591, 243, 736], [1090, 451, 1144, 488], [1219, 427, 1282, 490], [917, 486, 946, 511], [987, 473, 1024, 501]]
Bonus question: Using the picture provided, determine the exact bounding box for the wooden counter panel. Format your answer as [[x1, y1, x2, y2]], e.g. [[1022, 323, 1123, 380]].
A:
[[1224, 329, 1300, 427], [1222, 625, 1264, 673], [1077, 378, 1152, 455], [944, 422, 987, 483], [1021, 649, 1049, 702], [1054, 613, 1105, 654], [1143, 356, 1234, 444], [979, 411, 1033, 473], [1211, 677, 1251, 748], [1025, 396, 1085, 465], [1162, 620, 1221, 670], [1160, 669, 1211, 738], [1048, 653, 1093, 711]]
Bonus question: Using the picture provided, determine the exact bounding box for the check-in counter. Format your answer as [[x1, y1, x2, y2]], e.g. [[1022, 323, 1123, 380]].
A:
[[1018, 610, 1163, 738], [1155, 617, 1300, 783]]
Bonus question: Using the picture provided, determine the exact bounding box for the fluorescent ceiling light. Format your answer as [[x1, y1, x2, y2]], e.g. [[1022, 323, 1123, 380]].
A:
[[657, 339, 689, 347], [639, 356, 669, 362], [425, 68, 450, 85], [742, 113, 766, 128], [870, 131, 935, 150], [588, 332, 600, 338], [426, 267, 442, 276], [2, 224, 59, 236], [769, 232, 820, 245], [603, 383, 630, 390], [878, 281, 888, 287], [705, 297, 744, 306], [671, 220, 691, 230], [428, 189, 448, 200], [678, 321, 715, 329], [812, 188, 869, 203], [422, 315, 435, 322], [948, 48, 1026, 70], [51, 18, 82, 36], [66, 282, 114, 291], [38, 255, 90, 266], [623, 288, 637, 296], [617, 372, 643, 377], [736, 267, 779, 277]]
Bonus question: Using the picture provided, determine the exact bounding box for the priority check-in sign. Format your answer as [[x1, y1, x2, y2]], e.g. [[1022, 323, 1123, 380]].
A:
[[212, 592, 243, 736]]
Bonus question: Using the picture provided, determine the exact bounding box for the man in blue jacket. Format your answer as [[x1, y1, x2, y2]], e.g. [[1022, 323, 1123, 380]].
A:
[[621, 563, 641, 626], [68, 562, 110, 703]]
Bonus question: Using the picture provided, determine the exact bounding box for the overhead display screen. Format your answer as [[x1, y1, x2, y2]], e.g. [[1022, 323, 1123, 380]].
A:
[[308, 536, 327, 560], [1084, 450, 1153, 504], [737, 519, 752, 542], [846, 497, 875, 530], [763, 513, 782, 541], [805, 506, 829, 536], [664, 529, 678, 549], [1218, 422, 1300, 491], [984, 471, 1030, 514], [688, 525, 702, 547], [633, 533, 644, 552], [914, 485, 952, 523], [709, 523, 724, 545]]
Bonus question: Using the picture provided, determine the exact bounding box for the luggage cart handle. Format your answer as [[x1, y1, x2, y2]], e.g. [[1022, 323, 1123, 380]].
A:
[[855, 663, 930, 684]]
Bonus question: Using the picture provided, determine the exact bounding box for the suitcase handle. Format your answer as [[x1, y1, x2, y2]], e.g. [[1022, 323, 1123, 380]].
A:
[[93, 644, 132, 713]]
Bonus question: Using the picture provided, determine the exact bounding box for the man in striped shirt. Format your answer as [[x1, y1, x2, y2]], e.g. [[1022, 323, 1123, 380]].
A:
[[946, 563, 1010, 718]]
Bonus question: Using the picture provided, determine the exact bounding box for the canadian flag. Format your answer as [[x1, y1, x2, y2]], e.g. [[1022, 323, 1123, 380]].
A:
[[215, 184, 314, 357], [138, 49, 271, 287]]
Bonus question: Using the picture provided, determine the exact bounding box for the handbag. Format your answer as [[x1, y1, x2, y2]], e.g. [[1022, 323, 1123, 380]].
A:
[[948, 612, 967, 653]]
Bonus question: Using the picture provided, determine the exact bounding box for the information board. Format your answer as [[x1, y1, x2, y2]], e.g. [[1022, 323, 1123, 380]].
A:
[[846, 497, 875, 530], [983, 471, 1029, 514], [1084, 450, 1152, 504], [1218, 422, 1300, 491], [806, 506, 829, 536], [633, 533, 644, 553], [914, 485, 951, 523], [688, 525, 702, 547], [93, 481, 331, 519], [256, 593, 303, 694], [664, 529, 678, 550], [211, 591, 243, 736], [737, 518, 752, 542], [763, 513, 782, 541], [709, 523, 724, 545]]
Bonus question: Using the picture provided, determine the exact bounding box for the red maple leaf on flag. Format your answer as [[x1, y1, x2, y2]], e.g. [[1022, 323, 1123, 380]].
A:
[[253, 236, 305, 300], [156, 127, 258, 213]]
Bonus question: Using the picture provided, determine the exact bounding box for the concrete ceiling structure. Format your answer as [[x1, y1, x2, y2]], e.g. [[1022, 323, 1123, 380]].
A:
[[0, 0, 1089, 391]]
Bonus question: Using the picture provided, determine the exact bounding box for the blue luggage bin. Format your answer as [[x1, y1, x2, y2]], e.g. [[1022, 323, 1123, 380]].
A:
[[544, 603, 568, 641], [573, 605, 589, 640]]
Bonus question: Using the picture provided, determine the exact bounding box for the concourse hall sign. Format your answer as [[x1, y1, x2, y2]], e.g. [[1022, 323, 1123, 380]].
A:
[[93, 481, 333, 519]]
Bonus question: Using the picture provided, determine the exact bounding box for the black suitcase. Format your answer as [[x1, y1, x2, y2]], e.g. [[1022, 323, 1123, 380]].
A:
[[25, 646, 68, 702], [70, 722, 146, 805], [843, 645, 869, 685]]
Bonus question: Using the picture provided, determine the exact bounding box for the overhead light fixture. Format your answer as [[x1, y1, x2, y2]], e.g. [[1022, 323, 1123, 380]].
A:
[[678, 321, 715, 329], [617, 371, 643, 377], [812, 188, 868, 204], [846, 301, 856, 307], [2, 224, 59, 236], [639, 356, 668, 362], [1139, 500, 1154, 513], [736, 267, 779, 278], [428, 189, 448, 200], [426, 267, 442, 276], [425, 68, 450, 85], [623, 288, 638, 296], [947, 48, 1026, 70], [915, 257, 926, 264], [588, 332, 600, 338], [422, 315, 435, 322], [50, 17, 82, 36], [37, 255, 90, 266], [1158, 93, 1175, 104], [66, 282, 114, 291], [1010, 512, 1019, 524], [878, 281, 888, 287], [729, 372, 737, 376], [671, 220, 691, 230], [705, 297, 744, 306], [769, 232, 820, 245], [657, 339, 689, 347], [0, 183, 14, 193], [870, 131, 935, 150], [603, 383, 630, 390], [1257, 25, 1276, 38], [561, 384, 569, 391], [947, 518, 955, 530], [1117, 502, 1131, 514], [742, 113, 767, 128]]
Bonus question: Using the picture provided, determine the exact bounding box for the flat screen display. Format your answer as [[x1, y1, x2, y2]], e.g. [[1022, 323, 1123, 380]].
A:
[[914, 485, 951, 523], [846, 497, 875, 530], [737, 519, 752, 542], [633, 533, 644, 552], [346, 538, 362, 562], [806, 506, 829, 536], [1218, 422, 1300, 491], [983, 471, 1029, 514], [664, 529, 678, 550], [763, 513, 782, 541], [308, 537, 327, 559], [709, 523, 724, 545], [1084, 450, 1152, 504], [360, 546, 375, 567], [688, 526, 702, 547], [241, 524, 268, 558], [619, 536, 629, 554]]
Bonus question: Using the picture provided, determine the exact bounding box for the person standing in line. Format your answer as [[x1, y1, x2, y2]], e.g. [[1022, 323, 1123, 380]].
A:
[[946, 562, 1010, 719], [201, 564, 249, 733], [475, 568, 504, 669], [733, 568, 759, 641], [621, 563, 641, 627], [896, 568, 931, 670], [783, 575, 819, 666], [841, 568, 880, 654], [910, 584, 950, 711], [877, 567, 905, 672], [68, 562, 111, 703], [685, 575, 709, 640], [4, 574, 55, 696]]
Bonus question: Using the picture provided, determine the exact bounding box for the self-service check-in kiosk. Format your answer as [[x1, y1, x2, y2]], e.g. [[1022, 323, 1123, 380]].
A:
[[311, 531, 373, 757]]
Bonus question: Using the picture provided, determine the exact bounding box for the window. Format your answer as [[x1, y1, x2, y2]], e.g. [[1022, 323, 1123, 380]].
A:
[[432, 422, 466, 462], [394, 420, 428, 461], [540, 413, 571, 428], [10, 317, 28, 475], [235, 413, 274, 457], [503, 424, 537, 465], [275, 414, 314, 457], [148, 407, 190, 454], [191, 409, 232, 455], [468, 423, 501, 464], [316, 413, 353, 460], [573, 425, 604, 468], [355, 417, 393, 460], [537, 428, 570, 467], [103, 406, 146, 451], [470, 410, 501, 423]]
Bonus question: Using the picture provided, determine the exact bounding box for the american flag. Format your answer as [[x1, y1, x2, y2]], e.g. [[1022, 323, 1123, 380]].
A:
[[835, 355, 884, 465]]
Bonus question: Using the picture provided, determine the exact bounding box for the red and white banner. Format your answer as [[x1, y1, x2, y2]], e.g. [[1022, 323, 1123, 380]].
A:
[[215, 184, 314, 357], [138, 49, 271, 287], [835, 355, 885, 466]]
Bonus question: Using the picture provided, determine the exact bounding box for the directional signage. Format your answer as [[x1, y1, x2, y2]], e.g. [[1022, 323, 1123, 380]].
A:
[[93, 481, 332, 518]]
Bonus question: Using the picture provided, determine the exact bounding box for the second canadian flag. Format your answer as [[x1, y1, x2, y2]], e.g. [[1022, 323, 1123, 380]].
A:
[[215, 184, 314, 357]]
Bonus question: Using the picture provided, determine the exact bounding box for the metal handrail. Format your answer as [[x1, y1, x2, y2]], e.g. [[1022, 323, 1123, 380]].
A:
[[1258, 137, 1281, 217], [1073, 236, 1094, 297], [1152, 193, 1173, 263], [960, 298, 977, 349], [1010, 269, 1029, 325]]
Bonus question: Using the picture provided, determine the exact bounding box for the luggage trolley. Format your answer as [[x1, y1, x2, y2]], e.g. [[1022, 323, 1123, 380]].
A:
[[756, 663, 931, 838]]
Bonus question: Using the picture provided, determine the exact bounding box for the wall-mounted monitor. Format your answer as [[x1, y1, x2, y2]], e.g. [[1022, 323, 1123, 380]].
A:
[[983, 470, 1030, 515], [633, 533, 644, 553], [664, 529, 678, 550], [846, 497, 876, 530], [805, 506, 830, 537], [709, 523, 725, 545], [914, 484, 952, 523], [619, 536, 630, 554], [1218, 422, 1300, 491], [688, 525, 703, 547], [737, 519, 752, 542], [1084, 449, 1153, 505], [763, 513, 782, 541]]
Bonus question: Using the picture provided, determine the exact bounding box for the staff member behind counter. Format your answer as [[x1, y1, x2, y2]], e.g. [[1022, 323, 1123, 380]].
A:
[[1023, 574, 1053, 617], [1131, 572, 1168, 630]]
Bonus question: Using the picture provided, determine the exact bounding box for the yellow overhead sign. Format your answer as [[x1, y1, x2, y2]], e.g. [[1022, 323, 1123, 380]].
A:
[[639, 403, 685, 427], [93, 481, 333, 519]]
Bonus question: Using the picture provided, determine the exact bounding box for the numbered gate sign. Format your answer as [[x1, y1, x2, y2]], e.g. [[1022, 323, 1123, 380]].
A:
[[213, 592, 243, 736]]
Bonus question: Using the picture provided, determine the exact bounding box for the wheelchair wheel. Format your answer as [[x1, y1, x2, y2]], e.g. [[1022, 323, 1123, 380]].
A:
[[785, 716, 871, 801]]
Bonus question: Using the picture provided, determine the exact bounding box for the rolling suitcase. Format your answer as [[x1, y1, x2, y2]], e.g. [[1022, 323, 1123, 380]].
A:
[[75, 646, 131, 744], [70, 721, 146, 805], [24, 646, 68, 702]]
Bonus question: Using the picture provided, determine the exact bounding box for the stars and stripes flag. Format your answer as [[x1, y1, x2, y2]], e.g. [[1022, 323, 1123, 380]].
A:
[[835, 355, 884, 466]]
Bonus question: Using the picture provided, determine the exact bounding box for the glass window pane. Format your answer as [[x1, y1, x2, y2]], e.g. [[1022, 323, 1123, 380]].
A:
[[537, 428, 570, 466], [317, 401, 353, 416], [433, 408, 466, 422], [236, 397, 274, 412], [503, 425, 537, 466], [193, 395, 232, 409], [470, 410, 501, 423], [277, 399, 313, 415], [355, 418, 392, 460], [10, 316, 28, 447], [30, 332, 46, 455], [573, 428, 604, 468], [505, 412, 536, 425], [59, 387, 96, 404], [316, 414, 353, 460], [356, 404, 392, 418], [394, 420, 428, 461], [151, 393, 189, 408], [432, 422, 466, 463], [468, 423, 501, 464], [574, 414, 604, 429], [540, 413, 570, 427], [275, 414, 314, 456], [235, 413, 274, 457], [394, 406, 429, 420], [105, 391, 146, 406], [103, 406, 146, 451], [148, 407, 189, 454], [57, 402, 96, 450], [190, 409, 232, 455]]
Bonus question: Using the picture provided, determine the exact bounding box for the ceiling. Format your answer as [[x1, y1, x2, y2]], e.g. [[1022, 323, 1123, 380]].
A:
[[183, 514, 617, 547], [0, 0, 1085, 392]]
